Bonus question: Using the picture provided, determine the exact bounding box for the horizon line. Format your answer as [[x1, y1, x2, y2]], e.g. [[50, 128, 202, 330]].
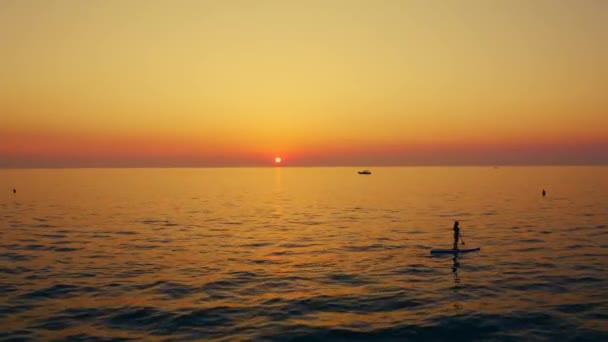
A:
[[2, 164, 608, 170]]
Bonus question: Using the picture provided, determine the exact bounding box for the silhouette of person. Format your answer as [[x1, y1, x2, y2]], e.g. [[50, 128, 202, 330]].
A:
[[453, 221, 460, 250], [542, 189, 546, 197]]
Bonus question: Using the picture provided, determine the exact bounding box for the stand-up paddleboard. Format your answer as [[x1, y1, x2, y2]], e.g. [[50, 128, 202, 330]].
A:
[[430, 247, 480, 255]]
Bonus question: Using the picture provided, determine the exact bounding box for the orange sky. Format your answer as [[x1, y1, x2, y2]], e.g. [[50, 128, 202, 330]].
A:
[[1, 0, 607, 167]]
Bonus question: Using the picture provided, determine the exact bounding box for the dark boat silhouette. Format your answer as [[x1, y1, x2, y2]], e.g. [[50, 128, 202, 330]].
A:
[[358, 170, 371, 175]]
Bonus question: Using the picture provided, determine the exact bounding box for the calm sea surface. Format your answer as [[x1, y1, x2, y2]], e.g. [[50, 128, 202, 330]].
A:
[[1, 167, 607, 341]]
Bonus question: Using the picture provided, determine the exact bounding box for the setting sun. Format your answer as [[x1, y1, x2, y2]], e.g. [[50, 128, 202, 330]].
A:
[[275, 157, 282, 164]]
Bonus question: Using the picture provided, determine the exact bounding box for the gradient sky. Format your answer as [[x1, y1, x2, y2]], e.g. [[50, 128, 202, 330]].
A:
[[1, 0, 607, 167]]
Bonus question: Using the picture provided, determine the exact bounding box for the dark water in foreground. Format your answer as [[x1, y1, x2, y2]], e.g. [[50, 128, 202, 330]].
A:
[[1, 167, 607, 341]]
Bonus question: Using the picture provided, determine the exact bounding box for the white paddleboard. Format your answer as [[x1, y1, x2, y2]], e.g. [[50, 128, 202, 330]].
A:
[[430, 247, 480, 255]]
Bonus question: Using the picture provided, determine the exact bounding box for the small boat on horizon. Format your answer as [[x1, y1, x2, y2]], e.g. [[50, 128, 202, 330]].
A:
[[358, 170, 372, 175]]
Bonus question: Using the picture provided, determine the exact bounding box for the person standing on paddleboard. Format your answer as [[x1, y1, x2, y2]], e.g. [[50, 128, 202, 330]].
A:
[[453, 221, 461, 250]]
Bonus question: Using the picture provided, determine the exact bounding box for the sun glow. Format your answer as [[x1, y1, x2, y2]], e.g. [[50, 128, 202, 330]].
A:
[[275, 157, 282, 164]]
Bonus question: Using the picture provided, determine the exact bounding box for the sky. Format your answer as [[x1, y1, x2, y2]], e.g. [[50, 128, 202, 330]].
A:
[[1, 0, 607, 167]]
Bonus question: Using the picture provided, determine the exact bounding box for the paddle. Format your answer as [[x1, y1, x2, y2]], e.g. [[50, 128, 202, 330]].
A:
[[460, 235, 466, 245]]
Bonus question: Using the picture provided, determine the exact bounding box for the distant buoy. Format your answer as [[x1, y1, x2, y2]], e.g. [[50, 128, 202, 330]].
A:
[[13, 188, 16, 194]]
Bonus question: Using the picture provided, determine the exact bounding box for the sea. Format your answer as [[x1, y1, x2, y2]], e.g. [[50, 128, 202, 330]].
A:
[[1, 167, 607, 341]]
